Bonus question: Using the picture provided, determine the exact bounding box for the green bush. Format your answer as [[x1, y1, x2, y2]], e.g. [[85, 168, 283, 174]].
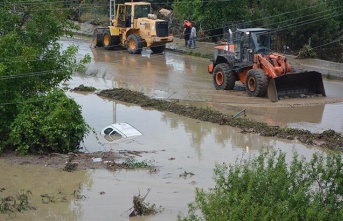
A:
[[178, 150, 343, 221], [297, 44, 317, 59], [8, 89, 90, 155]]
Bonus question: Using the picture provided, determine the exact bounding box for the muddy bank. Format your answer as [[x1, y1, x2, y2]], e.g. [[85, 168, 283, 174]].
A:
[[0, 149, 156, 171], [97, 88, 343, 151]]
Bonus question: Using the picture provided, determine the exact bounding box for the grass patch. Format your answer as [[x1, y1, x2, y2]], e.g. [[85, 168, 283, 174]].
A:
[[122, 157, 154, 169], [326, 73, 333, 80], [72, 84, 96, 92], [188, 50, 212, 59]]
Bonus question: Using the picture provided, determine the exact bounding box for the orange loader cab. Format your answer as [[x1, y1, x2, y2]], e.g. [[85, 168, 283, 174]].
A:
[[208, 28, 325, 102]]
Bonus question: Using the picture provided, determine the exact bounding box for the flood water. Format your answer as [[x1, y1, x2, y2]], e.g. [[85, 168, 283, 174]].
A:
[[0, 75, 326, 221], [1, 36, 342, 220], [74, 35, 343, 135]]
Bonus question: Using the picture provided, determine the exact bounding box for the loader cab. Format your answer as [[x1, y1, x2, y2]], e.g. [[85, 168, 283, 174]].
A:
[[133, 4, 151, 19], [234, 28, 271, 62], [251, 30, 271, 54], [116, 3, 151, 28], [117, 4, 131, 27]]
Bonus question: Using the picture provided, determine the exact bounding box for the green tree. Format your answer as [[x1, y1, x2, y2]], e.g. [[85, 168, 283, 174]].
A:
[[246, 0, 340, 51], [0, 0, 90, 152], [178, 150, 343, 221], [173, 0, 250, 41], [327, 0, 343, 30], [8, 89, 89, 155], [172, 0, 341, 52]]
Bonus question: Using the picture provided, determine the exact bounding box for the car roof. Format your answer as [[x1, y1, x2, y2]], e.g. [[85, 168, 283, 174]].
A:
[[101, 123, 142, 138]]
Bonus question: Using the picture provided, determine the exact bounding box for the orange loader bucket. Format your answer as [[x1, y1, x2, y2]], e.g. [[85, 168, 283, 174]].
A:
[[267, 71, 326, 102]]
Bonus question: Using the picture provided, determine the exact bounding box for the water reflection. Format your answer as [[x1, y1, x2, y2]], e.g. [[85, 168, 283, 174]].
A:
[[288, 102, 343, 134], [69, 88, 277, 157]]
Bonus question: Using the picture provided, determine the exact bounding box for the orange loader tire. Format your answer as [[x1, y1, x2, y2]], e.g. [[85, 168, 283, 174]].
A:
[[213, 63, 236, 90], [245, 68, 269, 97], [126, 34, 144, 54], [102, 30, 113, 50]]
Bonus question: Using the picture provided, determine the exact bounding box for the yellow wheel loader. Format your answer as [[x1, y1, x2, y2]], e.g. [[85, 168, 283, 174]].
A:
[[92, 1, 173, 54], [207, 28, 326, 102]]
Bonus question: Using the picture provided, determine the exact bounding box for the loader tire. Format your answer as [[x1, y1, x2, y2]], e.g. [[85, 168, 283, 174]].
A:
[[213, 63, 236, 90], [93, 28, 103, 47], [127, 34, 143, 54], [151, 45, 166, 53], [102, 30, 114, 50], [245, 68, 269, 97]]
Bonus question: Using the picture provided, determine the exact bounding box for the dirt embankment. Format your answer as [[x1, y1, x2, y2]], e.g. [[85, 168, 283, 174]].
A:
[[97, 88, 343, 152], [0, 148, 156, 172]]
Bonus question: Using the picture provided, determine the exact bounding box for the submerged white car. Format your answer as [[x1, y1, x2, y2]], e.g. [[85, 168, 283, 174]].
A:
[[100, 123, 142, 142]]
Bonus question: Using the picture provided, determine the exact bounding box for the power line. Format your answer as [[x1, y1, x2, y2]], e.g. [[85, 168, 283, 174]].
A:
[[0, 0, 339, 37], [0, 69, 68, 80]]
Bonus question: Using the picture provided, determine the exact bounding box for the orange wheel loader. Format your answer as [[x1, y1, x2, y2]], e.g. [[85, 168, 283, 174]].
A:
[[207, 28, 326, 102]]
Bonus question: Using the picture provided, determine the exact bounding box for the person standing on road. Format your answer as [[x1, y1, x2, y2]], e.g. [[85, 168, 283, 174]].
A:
[[183, 20, 192, 47], [188, 25, 197, 49]]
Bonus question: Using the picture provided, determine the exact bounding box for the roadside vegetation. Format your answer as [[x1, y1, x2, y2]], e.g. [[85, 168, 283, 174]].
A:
[[9, 89, 90, 155], [178, 150, 343, 221], [0, 1, 91, 155], [173, 0, 343, 61]]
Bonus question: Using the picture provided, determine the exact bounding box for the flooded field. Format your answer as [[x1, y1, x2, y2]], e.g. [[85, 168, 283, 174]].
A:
[[1, 36, 342, 220], [0, 75, 326, 221]]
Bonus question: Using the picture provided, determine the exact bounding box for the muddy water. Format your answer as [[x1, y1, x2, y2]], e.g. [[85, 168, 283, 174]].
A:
[[1, 74, 326, 221], [63, 36, 343, 134], [1, 37, 342, 220], [0, 160, 91, 221]]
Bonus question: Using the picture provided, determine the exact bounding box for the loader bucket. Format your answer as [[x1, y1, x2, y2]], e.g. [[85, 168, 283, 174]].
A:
[[267, 71, 326, 102], [91, 28, 107, 48]]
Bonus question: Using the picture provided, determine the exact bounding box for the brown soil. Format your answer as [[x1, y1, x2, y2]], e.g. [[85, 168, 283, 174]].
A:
[[0, 150, 152, 171]]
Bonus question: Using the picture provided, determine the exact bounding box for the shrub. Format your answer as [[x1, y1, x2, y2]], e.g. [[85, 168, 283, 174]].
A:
[[296, 44, 317, 59], [8, 89, 90, 155], [178, 150, 343, 221]]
